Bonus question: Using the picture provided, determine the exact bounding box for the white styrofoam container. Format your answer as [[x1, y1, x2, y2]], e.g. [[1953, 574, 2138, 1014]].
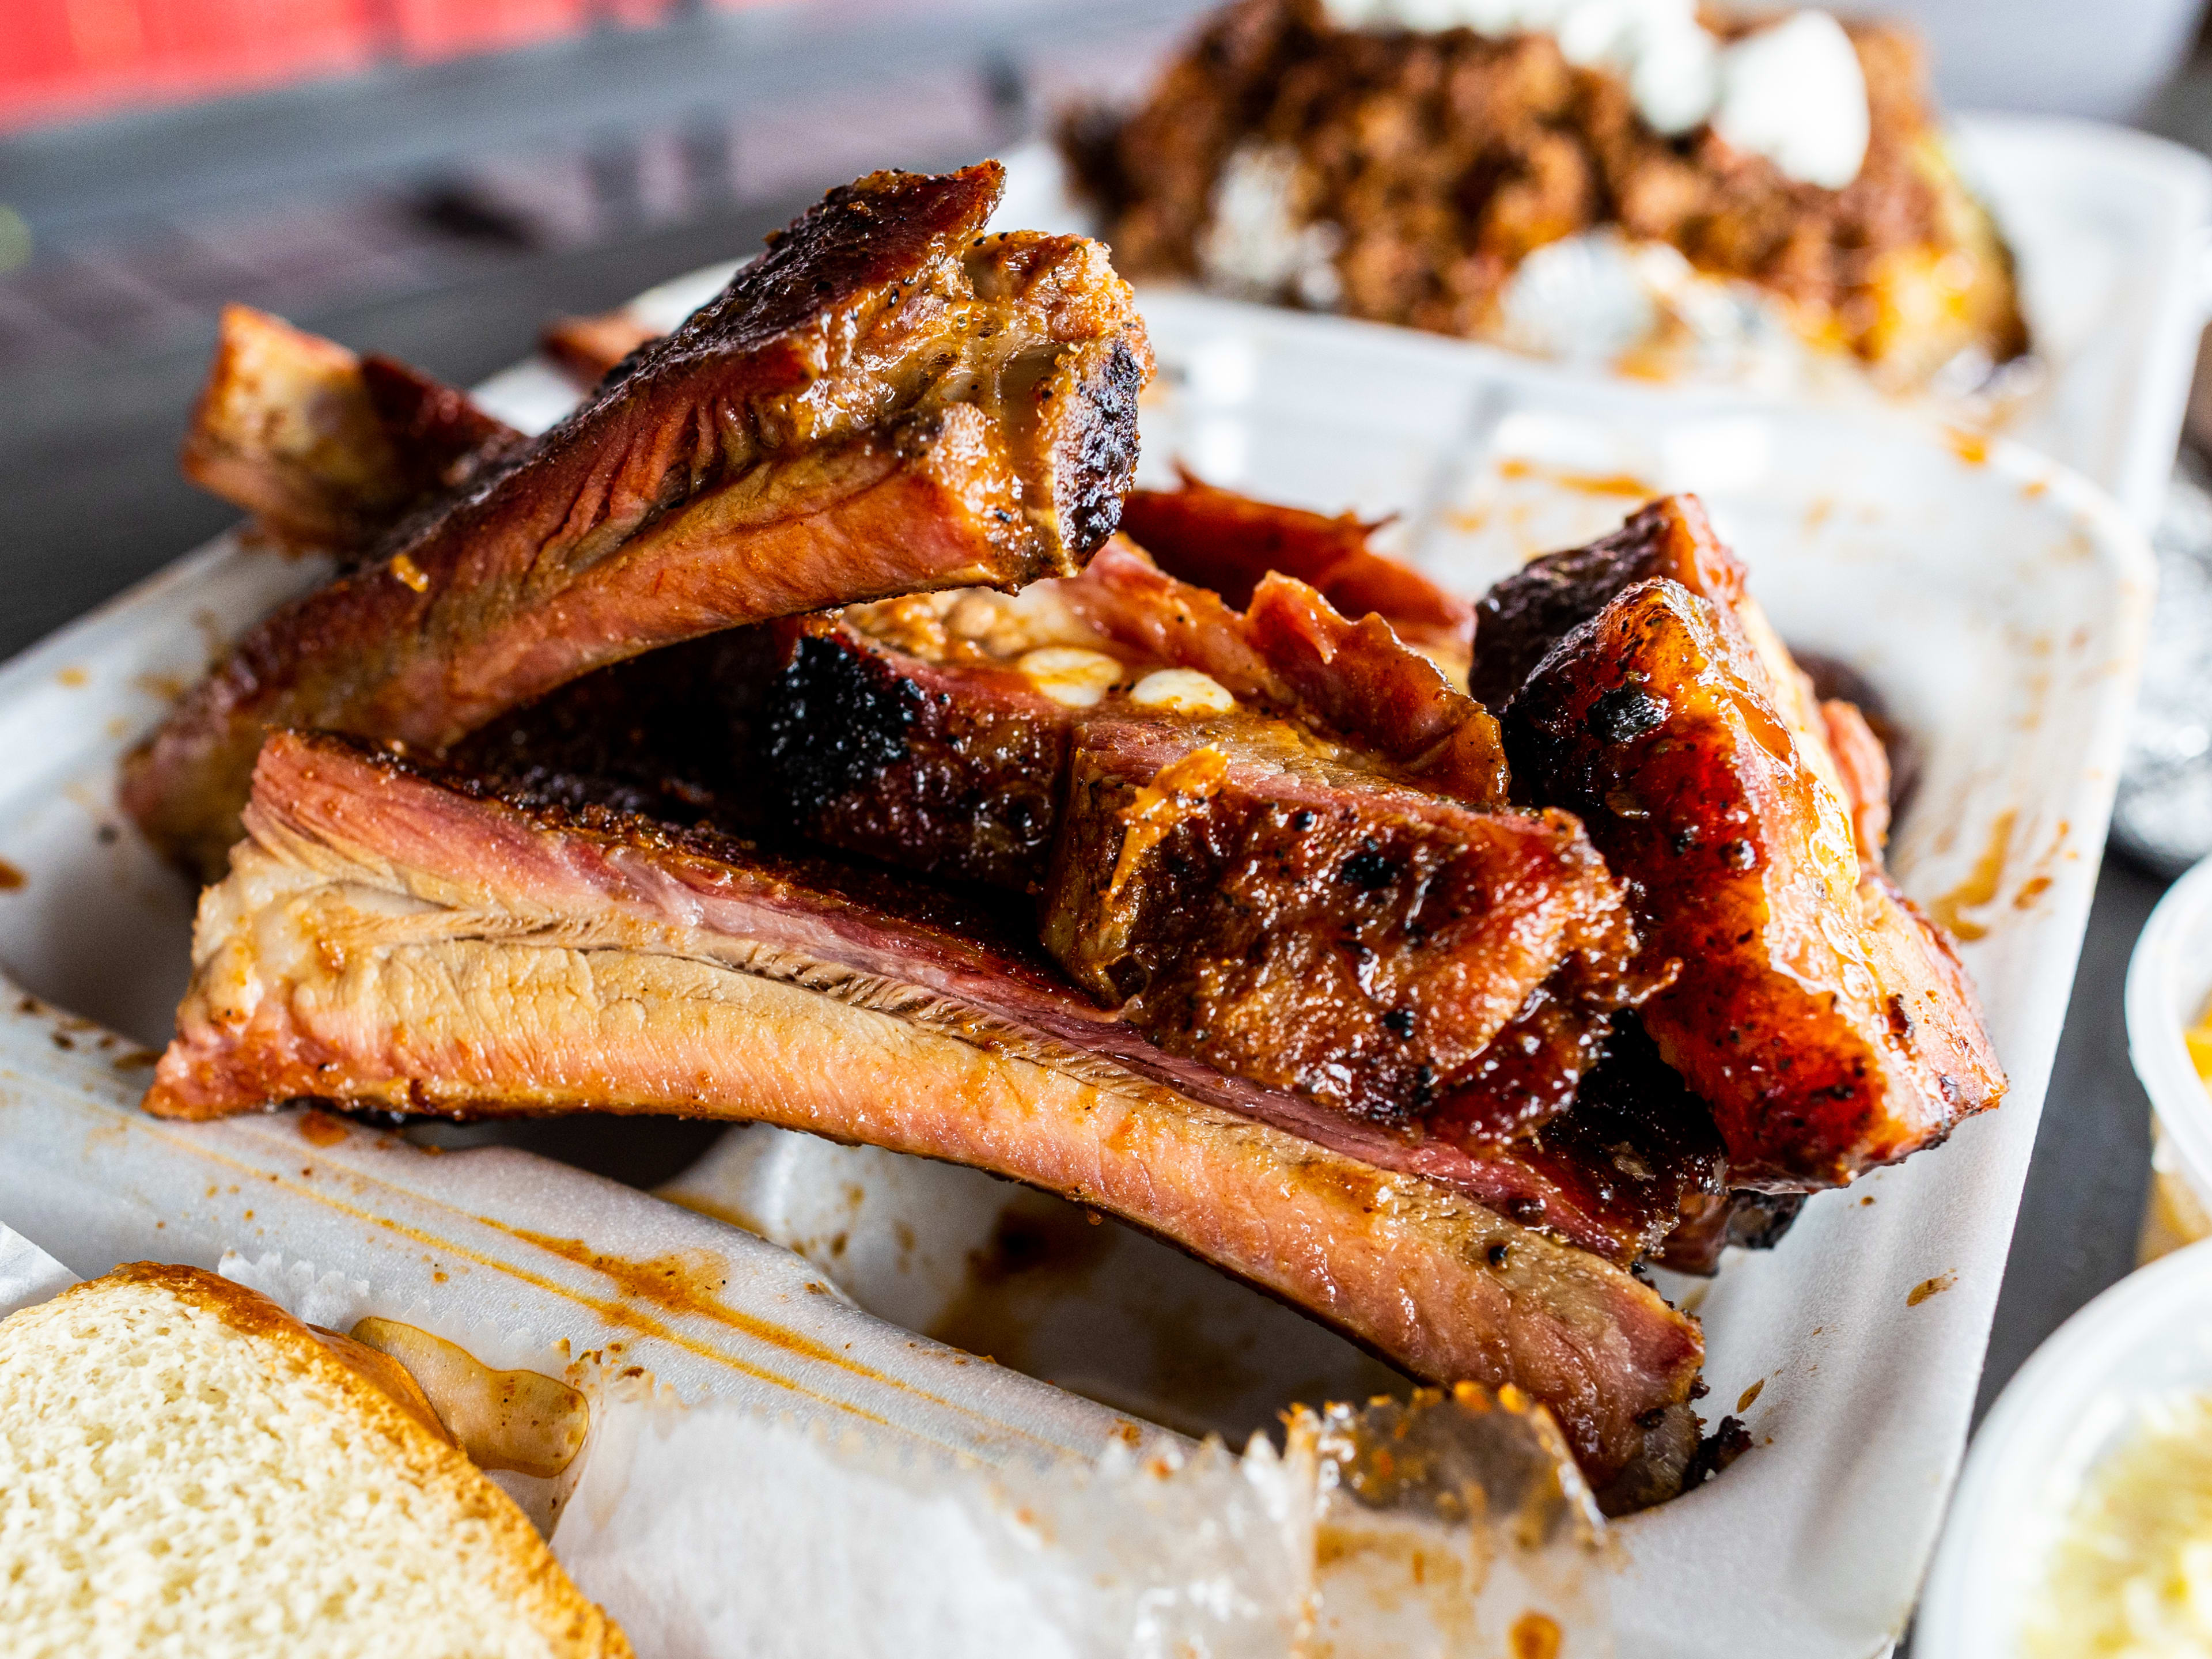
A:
[[2126, 853, 2212, 1217], [1961, 117, 2212, 528], [0, 113, 2184, 1657]]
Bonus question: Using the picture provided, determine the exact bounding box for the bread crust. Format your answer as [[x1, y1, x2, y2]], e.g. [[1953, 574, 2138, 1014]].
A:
[[26, 1263, 631, 1659]]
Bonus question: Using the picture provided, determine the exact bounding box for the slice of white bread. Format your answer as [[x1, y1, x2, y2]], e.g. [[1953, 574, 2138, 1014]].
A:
[[0, 1262, 630, 1659]]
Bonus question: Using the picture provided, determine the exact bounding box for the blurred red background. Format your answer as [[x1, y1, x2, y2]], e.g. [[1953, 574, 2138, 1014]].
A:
[[0, 0, 726, 132]]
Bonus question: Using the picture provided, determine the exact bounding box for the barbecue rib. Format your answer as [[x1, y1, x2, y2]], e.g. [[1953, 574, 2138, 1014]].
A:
[[1505, 570, 2003, 1188], [125, 162, 1153, 878], [754, 539, 1639, 1133], [180, 306, 524, 554], [149, 732, 1706, 1489], [533, 316, 1479, 677], [1118, 471, 1475, 681]]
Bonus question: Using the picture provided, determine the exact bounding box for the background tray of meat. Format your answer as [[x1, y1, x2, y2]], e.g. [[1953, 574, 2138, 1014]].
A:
[[992, 113, 2212, 533], [0, 182, 2153, 1653]]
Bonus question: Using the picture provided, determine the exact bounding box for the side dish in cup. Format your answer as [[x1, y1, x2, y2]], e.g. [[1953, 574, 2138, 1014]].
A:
[[2127, 854, 2212, 1261]]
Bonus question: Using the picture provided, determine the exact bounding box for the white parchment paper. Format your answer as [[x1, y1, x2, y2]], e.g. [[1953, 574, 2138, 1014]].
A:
[[0, 1220, 77, 1319]]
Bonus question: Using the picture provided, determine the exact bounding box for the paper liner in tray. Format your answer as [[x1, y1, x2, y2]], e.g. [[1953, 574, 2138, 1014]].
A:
[[0, 1218, 74, 1318], [0, 984, 1143, 1469]]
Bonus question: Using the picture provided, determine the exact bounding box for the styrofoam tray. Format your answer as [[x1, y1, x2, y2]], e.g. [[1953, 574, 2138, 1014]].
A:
[[0, 137, 2167, 1653]]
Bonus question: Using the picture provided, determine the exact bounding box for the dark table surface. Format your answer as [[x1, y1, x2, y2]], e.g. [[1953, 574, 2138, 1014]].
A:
[[0, 190, 2175, 1436]]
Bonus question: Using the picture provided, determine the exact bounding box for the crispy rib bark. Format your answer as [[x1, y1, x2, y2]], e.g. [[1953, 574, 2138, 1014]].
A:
[[149, 732, 1704, 1487], [125, 162, 1153, 878], [757, 540, 1631, 1131], [1505, 577, 2003, 1188]]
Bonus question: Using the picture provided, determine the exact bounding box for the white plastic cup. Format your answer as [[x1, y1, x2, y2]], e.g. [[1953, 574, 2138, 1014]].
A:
[[1919, 1236, 2212, 1656], [2126, 853, 2212, 1252]]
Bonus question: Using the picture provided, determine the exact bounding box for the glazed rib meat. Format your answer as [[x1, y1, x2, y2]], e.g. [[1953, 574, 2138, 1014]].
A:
[[1473, 494, 2002, 1186], [1471, 494, 1753, 712], [149, 731, 1706, 1488], [124, 162, 1153, 878], [1504, 570, 2003, 1188]]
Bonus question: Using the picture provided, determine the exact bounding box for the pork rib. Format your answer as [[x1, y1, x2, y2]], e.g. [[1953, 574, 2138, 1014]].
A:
[[125, 162, 1153, 878], [149, 731, 1705, 1487], [158, 732, 1710, 1261], [754, 540, 1632, 1131], [180, 305, 523, 553], [1118, 470, 1475, 681], [1506, 575, 2004, 1188]]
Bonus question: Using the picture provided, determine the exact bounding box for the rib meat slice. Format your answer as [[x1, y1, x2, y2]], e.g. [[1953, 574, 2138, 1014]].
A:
[[1041, 713, 1645, 1131], [149, 731, 1705, 1488], [180, 305, 524, 553], [124, 162, 1153, 878], [1505, 576, 2005, 1188], [754, 539, 1635, 1130], [1116, 471, 1475, 681]]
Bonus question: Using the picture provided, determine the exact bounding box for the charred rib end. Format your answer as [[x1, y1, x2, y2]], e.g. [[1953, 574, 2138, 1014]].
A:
[[1051, 334, 1148, 566]]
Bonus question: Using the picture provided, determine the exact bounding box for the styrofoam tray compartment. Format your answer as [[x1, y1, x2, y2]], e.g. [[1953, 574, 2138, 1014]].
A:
[[0, 131, 2168, 1654]]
